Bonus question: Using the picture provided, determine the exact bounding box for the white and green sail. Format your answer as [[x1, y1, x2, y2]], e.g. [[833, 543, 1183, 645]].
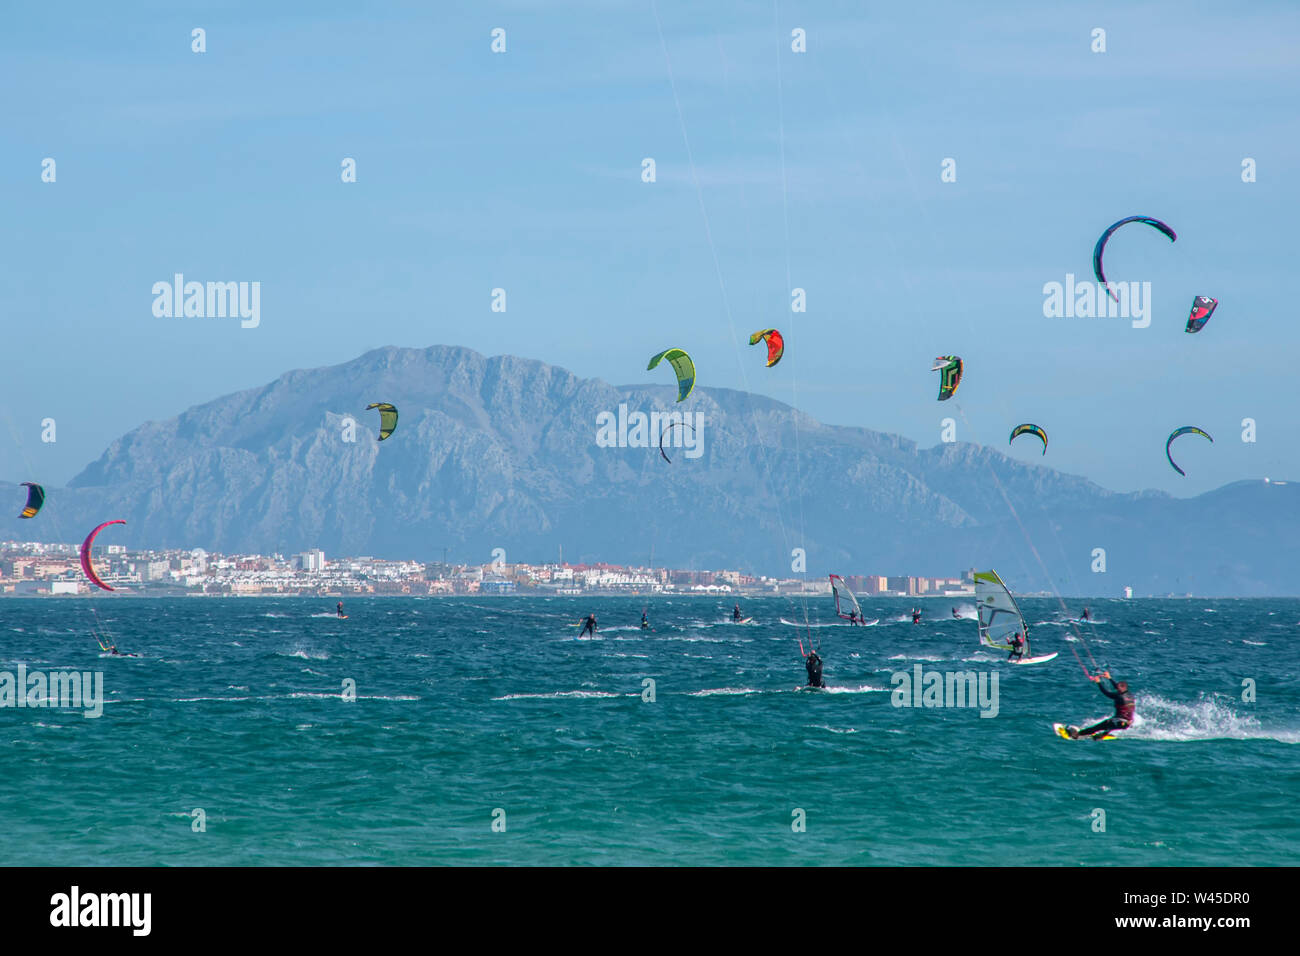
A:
[[974, 570, 1029, 651]]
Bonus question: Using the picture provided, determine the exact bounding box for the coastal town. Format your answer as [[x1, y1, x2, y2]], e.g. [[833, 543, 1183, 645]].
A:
[[0, 538, 979, 599]]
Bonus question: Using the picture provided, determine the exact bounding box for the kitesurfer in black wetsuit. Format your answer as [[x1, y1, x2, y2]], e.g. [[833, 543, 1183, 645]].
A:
[[732, 604, 743, 622], [1068, 673, 1134, 738], [640, 611, 649, 630], [952, 607, 959, 619], [1007, 631, 1026, 661], [805, 649, 824, 688], [1081, 607, 1091, 622], [911, 608, 921, 624], [337, 601, 345, 618], [579, 614, 598, 637]]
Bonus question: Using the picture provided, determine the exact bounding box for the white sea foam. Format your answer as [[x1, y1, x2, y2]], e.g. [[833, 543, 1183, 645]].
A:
[[493, 690, 626, 701]]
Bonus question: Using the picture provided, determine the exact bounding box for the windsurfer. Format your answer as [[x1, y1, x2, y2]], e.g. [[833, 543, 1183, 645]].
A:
[[1008, 631, 1026, 661]]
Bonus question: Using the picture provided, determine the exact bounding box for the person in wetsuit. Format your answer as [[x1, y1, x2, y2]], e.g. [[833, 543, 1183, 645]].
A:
[[911, 608, 921, 624], [337, 601, 345, 618], [1081, 607, 1091, 622], [1069, 672, 1134, 738], [804, 649, 824, 688], [1007, 631, 1026, 661], [952, 607, 960, 619], [732, 604, 743, 622], [579, 613, 598, 637], [640, 611, 649, 630]]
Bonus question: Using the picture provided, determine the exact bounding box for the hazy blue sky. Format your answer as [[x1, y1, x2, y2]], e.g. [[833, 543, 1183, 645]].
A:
[[3, 1, 1298, 493]]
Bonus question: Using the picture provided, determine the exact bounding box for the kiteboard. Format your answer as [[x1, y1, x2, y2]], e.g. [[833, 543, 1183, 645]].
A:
[[1011, 652, 1058, 665], [1053, 722, 1116, 741], [733, 617, 753, 624], [337, 615, 349, 620]]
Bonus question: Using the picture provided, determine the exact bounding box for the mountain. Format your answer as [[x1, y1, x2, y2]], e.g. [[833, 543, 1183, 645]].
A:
[[3, 345, 1298, 595]]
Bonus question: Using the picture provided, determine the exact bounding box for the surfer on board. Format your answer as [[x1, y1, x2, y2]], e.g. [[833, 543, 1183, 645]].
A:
[[911, 608, 921, 624], [640, 611, 649, 630], [1008, 631, 1026, 661], [578, 613, 598, 637], [804, 648, 824, 688], [1081, 607, 1091, 622], [1067, 673, 1134, 738], [732, 604, 743, 622], [336, 601, 345, 618]]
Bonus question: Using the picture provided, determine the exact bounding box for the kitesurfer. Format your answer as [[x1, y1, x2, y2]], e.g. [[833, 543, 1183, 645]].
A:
[[1008, 632, 1026, 661], [336, 601, 345, 618], [804, 649, 824, 688], [640, 611, 649, 630], [732, 604, 743, 622], [911, 608, 921, 624], [952, 607, 959, 619], [1068, 673, 1134, 738], [579, 613, 598, 637], [1081, 607, 1091, 622]]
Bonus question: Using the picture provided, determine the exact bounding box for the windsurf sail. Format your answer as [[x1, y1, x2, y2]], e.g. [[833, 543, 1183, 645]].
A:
[[829, 574, 863, 622], [974, 569, 1030, 652]]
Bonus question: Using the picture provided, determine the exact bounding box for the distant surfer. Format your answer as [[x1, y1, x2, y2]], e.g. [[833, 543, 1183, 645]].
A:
[[336, 601, 345, 618], [1067, 672, 1134, 739], [578, 613, 598, 637], [1081, 607, 1091, 622], [640, 611, 650, 630], [733, 604, 743, 622], [804, 648, 824, 688], [952, 607, 959, 619], [911, 608, 921, 625], [1007, 631, 1026, 662]]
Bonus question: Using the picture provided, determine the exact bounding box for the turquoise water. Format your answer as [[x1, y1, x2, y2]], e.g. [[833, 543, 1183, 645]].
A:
[[1, 596, 1296, 865]]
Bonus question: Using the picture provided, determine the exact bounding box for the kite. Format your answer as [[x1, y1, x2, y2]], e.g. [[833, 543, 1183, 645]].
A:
[[647, 348, 696, 402], [80, 519, 126, 592], [932, 356, 963, 401], [365, 403, 398, 441], [748, 329, 785, 368], [1009, 424, 1048, 455], [658, 421, 695, 463], [1093, 216, 1177, 302], [1186, 296, 1218, 334], [18, 482, 44, 519], [1166, 426, 1212, 477]]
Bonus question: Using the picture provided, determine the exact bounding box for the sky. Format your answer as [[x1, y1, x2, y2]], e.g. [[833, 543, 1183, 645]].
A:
[[2, 1, 1298, 495]]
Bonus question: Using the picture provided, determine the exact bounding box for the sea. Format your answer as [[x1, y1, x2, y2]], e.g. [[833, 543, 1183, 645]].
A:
[[1, 595, 1296, 866]]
